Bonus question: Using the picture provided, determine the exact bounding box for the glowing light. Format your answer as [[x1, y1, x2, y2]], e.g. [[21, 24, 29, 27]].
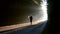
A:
[[39, 0, 48, 22]]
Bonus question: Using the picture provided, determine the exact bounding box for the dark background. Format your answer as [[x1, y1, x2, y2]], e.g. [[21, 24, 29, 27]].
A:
[[0, 0, 41, 26]]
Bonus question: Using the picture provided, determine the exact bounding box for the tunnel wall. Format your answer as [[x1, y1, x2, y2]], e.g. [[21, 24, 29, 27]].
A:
[[0, 0, 45, 26]]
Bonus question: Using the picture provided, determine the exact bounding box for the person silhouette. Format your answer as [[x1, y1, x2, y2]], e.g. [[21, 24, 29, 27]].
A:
[[29, 16, 33, 25]]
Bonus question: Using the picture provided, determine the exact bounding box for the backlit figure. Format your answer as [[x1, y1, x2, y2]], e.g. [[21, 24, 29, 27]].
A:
[[28, 16, 33, 25]]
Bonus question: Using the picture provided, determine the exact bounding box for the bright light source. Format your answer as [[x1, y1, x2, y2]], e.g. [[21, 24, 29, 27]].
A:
[[39, 0, 48, 22]]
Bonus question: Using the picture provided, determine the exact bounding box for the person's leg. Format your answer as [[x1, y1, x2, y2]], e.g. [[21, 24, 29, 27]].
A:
[[30, 18, 32, 25], [30, 20, 32, 25]]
